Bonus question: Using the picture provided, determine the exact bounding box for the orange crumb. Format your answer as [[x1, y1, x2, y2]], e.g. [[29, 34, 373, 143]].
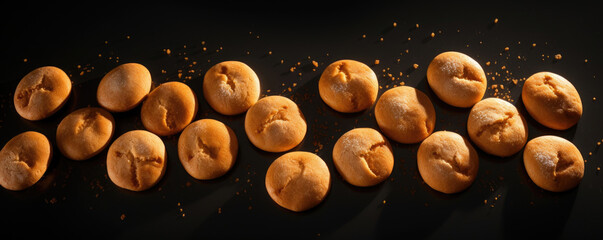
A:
[[430, 32, 435, 38], [504, 47, 509, 51], [494, 18, 499, 23], [532, 43, 536, 47], [416, 23, 419, 28], [393, 22, 397, 27], [312, 60, 318, 68], [362, 34, 366, 38], [374, 59, 380, 65], [555, 54, 562, 60], [486, 61, 491, 66], [120, 214, 126, 221], [166, 49, 171, 55], [413, 64, 419, 69]]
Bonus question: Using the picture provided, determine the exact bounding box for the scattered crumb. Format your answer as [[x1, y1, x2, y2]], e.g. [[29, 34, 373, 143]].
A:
[[593, 97, 597, 101], [393, 22, 397, 27], [374, 59, 380, 65], [23, 58, 27, 62], [430, 32, 435, 38], [312, 60, 318, 68], [504, 47, 509, 51], [494, 18, 499, 24], [120, 214, 126, 221], [413, 63, 419, 69], [555, 54, 562, 60]]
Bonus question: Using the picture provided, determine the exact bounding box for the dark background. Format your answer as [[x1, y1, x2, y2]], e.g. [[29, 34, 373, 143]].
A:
[[1, 2, 602, 239]]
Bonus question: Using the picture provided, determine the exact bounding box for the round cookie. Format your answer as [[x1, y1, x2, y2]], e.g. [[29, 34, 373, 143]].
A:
[[265, 151, 330, 212], [141, 81, 197, 136], [522, 72, 582, 130], [374, 86, 436, 144], [417, 131, 479, 194], [203, 61, 261, 115], [244, 95, 307, 152], [56, 107, 115, 161], [14, 66, 72, 121], [467, 98, 528, 157], [523, 135, 584, 192], [97, 63, 152, 112], [106, 130, 166, 191], [332, 128, 394, 187], [178, 119, 238, 180], [426, 51, 487, 108], [0, 131, 52, 191], [318, 59, 379, 113]]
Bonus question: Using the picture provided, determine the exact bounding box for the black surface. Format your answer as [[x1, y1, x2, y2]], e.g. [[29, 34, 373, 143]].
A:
[[1, 2, 602, 239]]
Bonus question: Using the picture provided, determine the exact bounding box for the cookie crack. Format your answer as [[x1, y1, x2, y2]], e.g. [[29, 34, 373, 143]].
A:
[[357, 141, 387, 177], [257, 106, 289, 133], [432, 151, 469, 176], [189, 137, 217, 161], [275, 160, 305, 196], [218, 65, 236, 91], [453, 65, 480, 82], [115, 150, 163, 188], [553, 151, 573, 177], [475, 112, 514, 138], [75, 111, 99, 135], [10, 150, 34, 169], [335, 62, 352, 83], [16, 74, 54, 108], [157, 100, 177, 130]]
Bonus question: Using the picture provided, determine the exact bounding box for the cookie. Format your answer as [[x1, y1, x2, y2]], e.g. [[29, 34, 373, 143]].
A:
[[178, 119, 238, 180], [467, 98, 528, 157], [106, 130, 166, 191], [332, 128, 394, 187], [522, 72, 582, 130], [203, 61, 261, 115], [374, 86, 436, 144], [265, 151, 330, 212], [141, 81, 197, 136], [523, 135, 584, 192], [0, 131, 52, 191], [417, 131, 479, 194], [244, 95, 306, 152], [56, 107, 115, 161], [426, 51, 487, 108], [14, 66, 72, 120], [97, 63, 152, 112], [318, 59, 379, 113]]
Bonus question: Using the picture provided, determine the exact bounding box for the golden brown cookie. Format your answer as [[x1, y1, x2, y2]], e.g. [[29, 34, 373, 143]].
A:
[[56, 107, 115, 161], [244, 95, 306, 152], [426, 51, 487, 108], [467, 98, 528, 157], [203, 61, 261, 115], [178, 119, 238, 180], [265, 151, 330, 212], [97, 63, 152, 112], [332, 128, 394, 187], [106, 130, 166, 191], [523, 135, 584, 192], [141, 81, 197, 136], [14, 66, 72, 121], [0, 131, 52, 191], [374, 86, 436, 144], [522, 72, 583, 130], [417, 131, 479, 194], [318, 59, 379, 113]]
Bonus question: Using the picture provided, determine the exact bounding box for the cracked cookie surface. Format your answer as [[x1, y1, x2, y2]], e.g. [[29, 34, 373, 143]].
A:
[[14, 66, 71, 121], [332, 128, 394, 187], [245, 96, 306, 152], [427, 51, 487, 108], [467, 98, 527, 157], [203, 61, 261, 115], [141, 81, 197, 136], [319, 59, 378, 113], [375, 86, 435, 144], [0, 131, 51, 191], [178, 119, 238, 180], [523, 135, 584, 192], [107, 130, 166, 191], [265, 151, 330, 212], [417, 131, 479, 194], [522, 72, 582, 130], [56, 107, 115, 161]]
